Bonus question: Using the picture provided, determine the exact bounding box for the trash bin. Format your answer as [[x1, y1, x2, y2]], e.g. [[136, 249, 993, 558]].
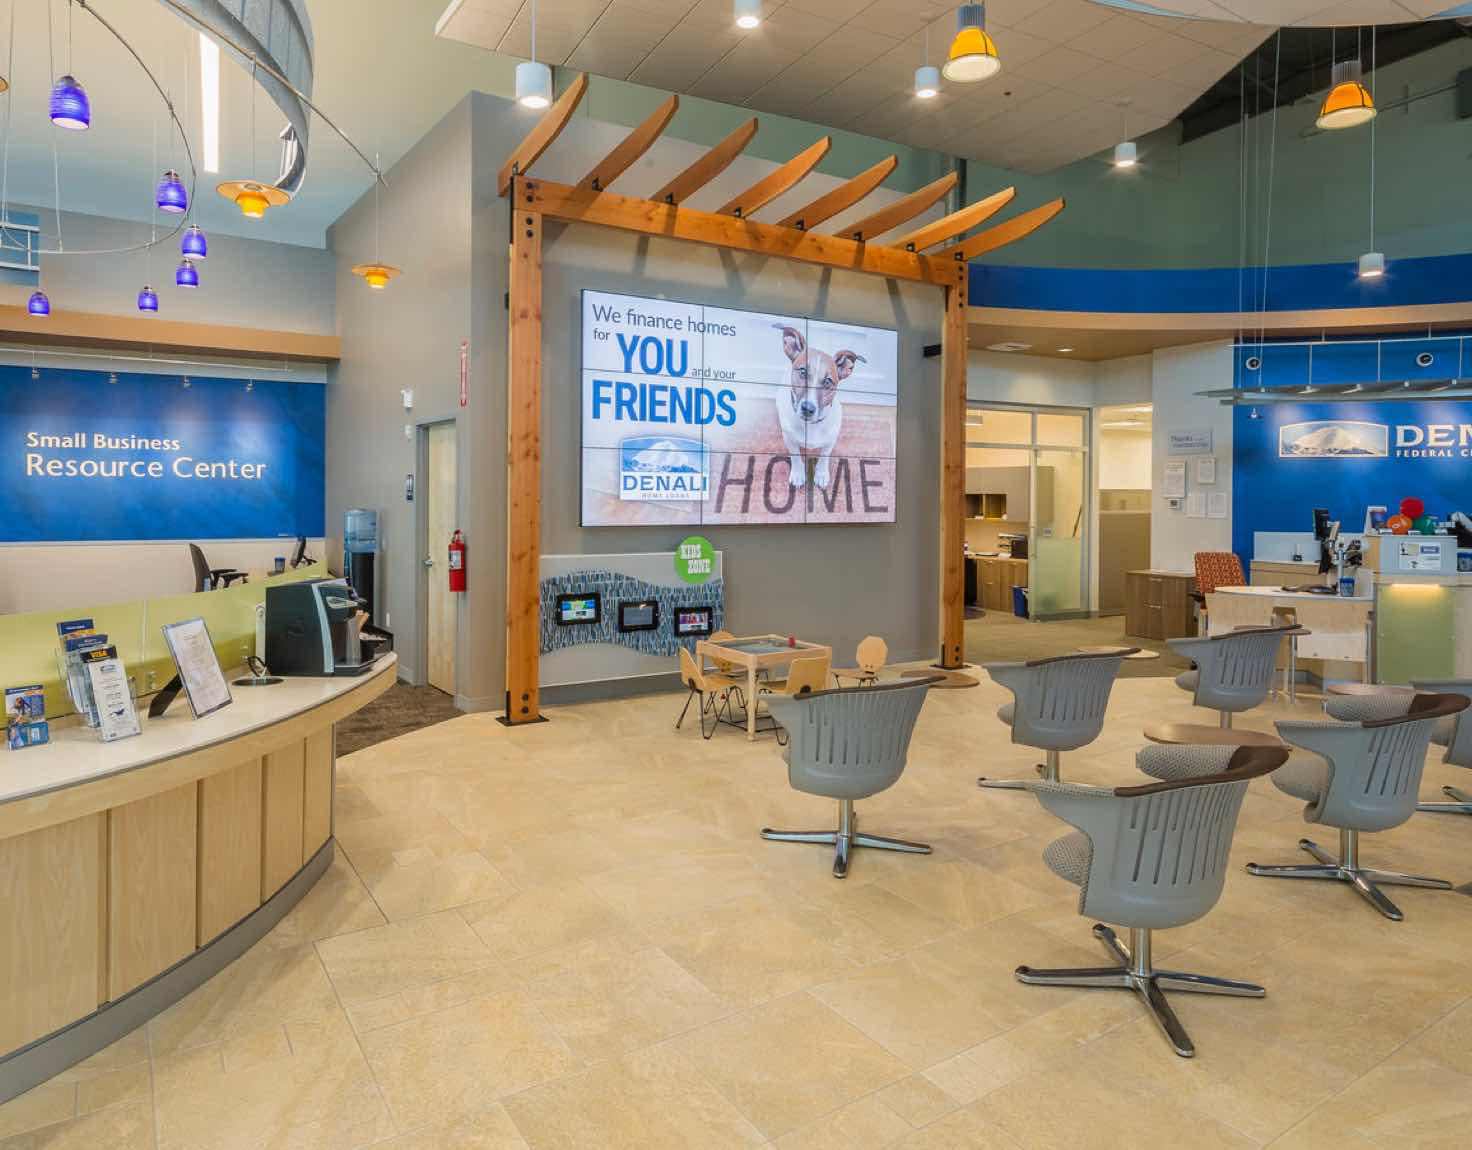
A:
[[1012, 586, 1029, 618]]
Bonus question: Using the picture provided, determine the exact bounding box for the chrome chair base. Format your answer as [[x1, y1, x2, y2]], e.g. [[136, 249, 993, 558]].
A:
[[1246, 832, 1452, 922], [1417, 785, 1472, 816], [761, 798, 930, 879], [979, 750, 1061, 790], [1015, 924, 1263, 1059]]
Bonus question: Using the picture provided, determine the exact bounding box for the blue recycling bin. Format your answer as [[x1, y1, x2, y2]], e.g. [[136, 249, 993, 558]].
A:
[[1012, 586, 1029, 619]]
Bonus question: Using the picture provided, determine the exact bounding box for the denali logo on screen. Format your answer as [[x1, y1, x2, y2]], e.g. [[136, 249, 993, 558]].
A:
[[581, 290, 899, 527], [1278, 419, 1472, 460], [619, 436, 708, 500]]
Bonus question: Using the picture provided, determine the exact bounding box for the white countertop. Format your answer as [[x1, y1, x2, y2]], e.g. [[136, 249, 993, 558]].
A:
[[1216, 586, 1373, 603], [1, 654, 395, 807]]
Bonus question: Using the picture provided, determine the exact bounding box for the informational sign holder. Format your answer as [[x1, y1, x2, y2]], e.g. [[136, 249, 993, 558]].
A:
[[152, 618, 233, 719]]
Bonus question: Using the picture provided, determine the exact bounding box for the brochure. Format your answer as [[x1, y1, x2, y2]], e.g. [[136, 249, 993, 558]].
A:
[[81, 646, 141, 743], [5, 684, 49, 750]]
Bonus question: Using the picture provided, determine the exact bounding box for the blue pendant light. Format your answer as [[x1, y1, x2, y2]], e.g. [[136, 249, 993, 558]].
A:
[[137, 284, 159, 312], [27, 290, 50, 317], [181, 223, 207, 260], [175, 259, 199, 288], [156, 170, 188, 214], [49, 74, 90, 130]]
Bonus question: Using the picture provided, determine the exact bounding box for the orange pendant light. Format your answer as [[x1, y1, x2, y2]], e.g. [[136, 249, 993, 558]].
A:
[[1317, 59, 1375, 130], [216, 179, 290, 219]]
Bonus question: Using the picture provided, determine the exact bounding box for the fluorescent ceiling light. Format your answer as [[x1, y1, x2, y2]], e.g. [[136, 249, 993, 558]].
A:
[[200, 34, 220, 174]]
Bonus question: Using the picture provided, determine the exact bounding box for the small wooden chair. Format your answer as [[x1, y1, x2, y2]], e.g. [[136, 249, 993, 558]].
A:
[[762, 653, 831, 745], [676, 647, 742, 739], [833, 636, 888, 687]]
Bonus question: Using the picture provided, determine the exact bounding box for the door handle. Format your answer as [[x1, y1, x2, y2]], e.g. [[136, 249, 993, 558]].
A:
[[423, 557, 435, 568]]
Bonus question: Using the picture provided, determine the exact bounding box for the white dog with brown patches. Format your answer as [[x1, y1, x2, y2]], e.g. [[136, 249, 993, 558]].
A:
[[773, 325, 864, 490]]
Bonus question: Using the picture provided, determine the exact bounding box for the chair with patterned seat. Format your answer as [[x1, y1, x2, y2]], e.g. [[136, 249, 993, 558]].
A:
[[1411, 679, 1472, 815], [1013, 743, 1290, 1059], [1191, 551, 1246, 631], [1167, 624, 1299, 728], [978, 650, 1134, 790], [1245, 693, 1469, 920]]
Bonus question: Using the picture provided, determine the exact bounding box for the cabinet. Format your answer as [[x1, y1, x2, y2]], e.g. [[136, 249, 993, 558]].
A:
[[964, 467, 1053, 524], [977, 557, 1028, 613], [1125, 570, 1197, 640]]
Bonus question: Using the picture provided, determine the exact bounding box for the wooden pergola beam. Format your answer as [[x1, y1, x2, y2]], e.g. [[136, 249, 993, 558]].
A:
[[937, 198, 1065, 263], [651, 117, 758, 205], [518, 177, 951, 285], [577, 94, 679, 192], [496, 72, 589, 196], [839, 171, 957, 244], [715, 136, 831, 218], [774, 154, 896, 231], [886, 186, 1015, 253]]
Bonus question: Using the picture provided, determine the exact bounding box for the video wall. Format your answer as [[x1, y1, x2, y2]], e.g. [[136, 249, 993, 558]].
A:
[[581, 290, 898, 527]]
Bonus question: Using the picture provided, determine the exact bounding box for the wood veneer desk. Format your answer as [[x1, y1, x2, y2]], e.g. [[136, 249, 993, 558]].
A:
[[0, 654, 395, 1104]]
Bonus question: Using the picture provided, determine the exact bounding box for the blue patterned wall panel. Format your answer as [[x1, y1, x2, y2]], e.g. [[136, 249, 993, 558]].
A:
[[539, 570, 724, 657]]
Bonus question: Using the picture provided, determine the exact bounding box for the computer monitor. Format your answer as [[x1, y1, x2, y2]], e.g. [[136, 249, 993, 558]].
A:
[[673, 606, 713, 638], [617, 599, 659, 633], [1313, 508, 1331, 541]]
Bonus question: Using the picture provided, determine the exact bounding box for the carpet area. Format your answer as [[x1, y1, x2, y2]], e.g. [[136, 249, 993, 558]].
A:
[[334, 681, 461, 755]]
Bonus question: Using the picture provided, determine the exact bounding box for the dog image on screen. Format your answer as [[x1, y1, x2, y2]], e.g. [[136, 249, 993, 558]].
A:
[[773, 325, 864, 490]]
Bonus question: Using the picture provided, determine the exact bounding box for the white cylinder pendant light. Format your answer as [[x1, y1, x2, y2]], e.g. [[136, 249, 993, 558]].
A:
[[1113, 140, 1137, 168], [1358, 251, 1385, 279], [734, 0, 761, 30], [1357, 30, 1382, 280], [915, 65, 939, 99], [518, 0, 551, 109]]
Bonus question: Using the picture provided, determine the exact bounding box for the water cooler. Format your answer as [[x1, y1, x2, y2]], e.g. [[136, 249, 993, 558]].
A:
[[343, 509, 380, 626]]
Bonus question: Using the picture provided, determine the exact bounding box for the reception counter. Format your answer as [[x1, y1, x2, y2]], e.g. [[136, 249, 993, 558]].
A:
[[0, 654, 395, 1103]]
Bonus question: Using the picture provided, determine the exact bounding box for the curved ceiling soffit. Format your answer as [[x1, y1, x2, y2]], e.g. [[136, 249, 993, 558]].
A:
[[1086, 1, 1472, 25], [157, 0, 313, 196]]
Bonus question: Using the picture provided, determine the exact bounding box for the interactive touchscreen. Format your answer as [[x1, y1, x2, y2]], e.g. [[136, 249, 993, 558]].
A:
[[674, 606, 713, 637], [556, 592, 601, 626], [617, 599, 659, 632]]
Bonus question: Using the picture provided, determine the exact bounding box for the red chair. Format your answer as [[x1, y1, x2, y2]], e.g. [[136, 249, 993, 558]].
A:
[[1192, 552, 1245, 628]]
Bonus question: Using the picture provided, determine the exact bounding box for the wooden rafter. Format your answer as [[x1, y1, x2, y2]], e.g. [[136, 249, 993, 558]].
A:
[[496, 72, 589, 196], [577, 94, 679, 192], [775, 154, 896, 231], [651, 117, 758, 205], [936, 198, 1066, 263], [838, 171, 957, 244], [519, 177, 951, 285], [886, 186, 1015, 253], [715, 136, 831, 218]]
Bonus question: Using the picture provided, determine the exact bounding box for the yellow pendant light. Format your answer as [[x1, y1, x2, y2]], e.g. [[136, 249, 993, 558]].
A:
[[352, 262, 400, 289], [943, 4, 1000, 84], [216, 179, 290, 219], [352, 154, 402, 291], [1317, 59, 1375, 131]]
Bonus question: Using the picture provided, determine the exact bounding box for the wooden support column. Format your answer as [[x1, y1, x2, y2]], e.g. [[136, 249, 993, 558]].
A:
[[939, 266, 968, 669], [505, 193, 544, 723]]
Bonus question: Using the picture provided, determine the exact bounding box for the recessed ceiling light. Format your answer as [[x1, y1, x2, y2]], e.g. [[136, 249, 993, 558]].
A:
[[1056, 347, 1074, 353], [986, 341, 1032, 353]]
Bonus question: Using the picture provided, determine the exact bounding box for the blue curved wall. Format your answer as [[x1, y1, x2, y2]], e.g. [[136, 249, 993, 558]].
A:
[[968, 251, 1472, 315]]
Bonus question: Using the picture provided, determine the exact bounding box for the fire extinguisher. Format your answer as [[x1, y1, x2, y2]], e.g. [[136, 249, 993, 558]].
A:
[[447, 530, 467, 593]]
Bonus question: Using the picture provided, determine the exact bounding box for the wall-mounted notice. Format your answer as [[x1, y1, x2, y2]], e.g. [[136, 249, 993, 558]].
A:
[[580, 290, 898, 527], [0, 365, 324, 542], [1195, 456, 1217, 485], [1168, 428, 1214, 455], [1163, 459, 1187, 499]]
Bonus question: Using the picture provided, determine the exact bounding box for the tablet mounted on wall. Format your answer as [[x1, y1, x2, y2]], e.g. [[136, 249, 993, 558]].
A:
[[673, 606, 713, 638], [617, 599, 659, 633], [556, 592, 602, 626]]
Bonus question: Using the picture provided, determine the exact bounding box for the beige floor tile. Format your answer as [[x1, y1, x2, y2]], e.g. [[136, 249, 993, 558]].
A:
[[153, 1013, 392, 1150], [1409, 997, 1472, 1076], [0, 1100, 153, 1150], [585, 851, 783, 928], [263, 852, 387, 949], [358, 988, 579, 1129], [370, 1104, 529, 1150], [871, 860, 1050, 929], [460, 878, 632, 961], [74, 1063, 151, 1117], [360, 850, 517, 921], [316, 909, 497, 1004], [0, 1083, 75, 1140], [773, 1094, 915, 1150], [1299, 1046, 1472, 1148], [790, 880, 957, 964], [503, 1043, 764, 1150], [672, 992, 910, 1139], [890, 1105, 1023, 1150], [148, 941, 342, 1056], [522, 946, 732, 1061], [873, 1075, 959, 1129], [49, 1025, 149, 1085]]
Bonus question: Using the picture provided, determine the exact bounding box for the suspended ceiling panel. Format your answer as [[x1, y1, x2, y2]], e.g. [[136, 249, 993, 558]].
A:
[[1085, 1, 1472, 24], [436, 0, 1272, 173]]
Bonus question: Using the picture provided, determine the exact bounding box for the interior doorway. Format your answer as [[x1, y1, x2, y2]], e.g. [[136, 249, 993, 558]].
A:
[[421, 420, 458, 696], [1097, 404, 1153, 616]]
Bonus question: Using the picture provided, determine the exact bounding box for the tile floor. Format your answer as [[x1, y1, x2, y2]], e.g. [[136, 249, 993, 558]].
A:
[[4, 671, 1471, 1149]]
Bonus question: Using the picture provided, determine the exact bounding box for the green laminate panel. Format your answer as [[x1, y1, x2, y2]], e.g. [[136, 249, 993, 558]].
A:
[[1375, 584, 1457, 685]]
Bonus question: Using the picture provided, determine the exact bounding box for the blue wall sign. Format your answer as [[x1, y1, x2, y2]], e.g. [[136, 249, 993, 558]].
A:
[[1232, 399, 1472, 560], [0, 366, 324, 542]]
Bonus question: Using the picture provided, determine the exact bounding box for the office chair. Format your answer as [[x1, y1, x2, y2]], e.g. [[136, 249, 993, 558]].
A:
[[1168, 624, 1299, 727], [1245, 693, 1468, 921], [978, 649, 1133, 789], [1190, 551, 1245, 630], [761, 678, 938, 878], [1013, 743, 1289, 1058], [1412, 679, 1472, 815], [188, 543, 247, 592]]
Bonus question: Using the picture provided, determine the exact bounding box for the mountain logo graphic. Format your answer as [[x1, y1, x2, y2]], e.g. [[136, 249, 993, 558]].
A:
[[1278, 421, 1388, 459], [619, 435, 709, 501]]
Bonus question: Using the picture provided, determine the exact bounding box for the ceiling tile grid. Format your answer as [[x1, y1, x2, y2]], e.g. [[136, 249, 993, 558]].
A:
[[437, 0, 1272, 173]]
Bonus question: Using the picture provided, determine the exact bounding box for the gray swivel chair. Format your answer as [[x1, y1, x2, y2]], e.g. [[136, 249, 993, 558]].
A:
[[978, 650, 1134, 790], [1013, 743, 1289, 1059], [761, 678, 939, 878], [1245, 693, 1469, 920], [1168, 624, 1299, 727], [1411, 679, 1472, 815]]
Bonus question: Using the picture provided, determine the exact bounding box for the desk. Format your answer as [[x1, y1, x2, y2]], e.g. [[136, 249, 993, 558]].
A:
[[1143, 722, 1284, 747], [697, 636, 831, 740], [0, 655, 395, 1104], [1213, 587, 1373, 691]]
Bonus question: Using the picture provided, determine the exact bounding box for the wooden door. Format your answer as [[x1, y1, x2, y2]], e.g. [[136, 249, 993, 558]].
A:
[[425, 422, 458, 695]]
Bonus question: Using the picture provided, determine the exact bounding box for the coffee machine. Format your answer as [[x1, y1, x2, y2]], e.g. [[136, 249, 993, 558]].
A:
[[264, 579, 378, 676]]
